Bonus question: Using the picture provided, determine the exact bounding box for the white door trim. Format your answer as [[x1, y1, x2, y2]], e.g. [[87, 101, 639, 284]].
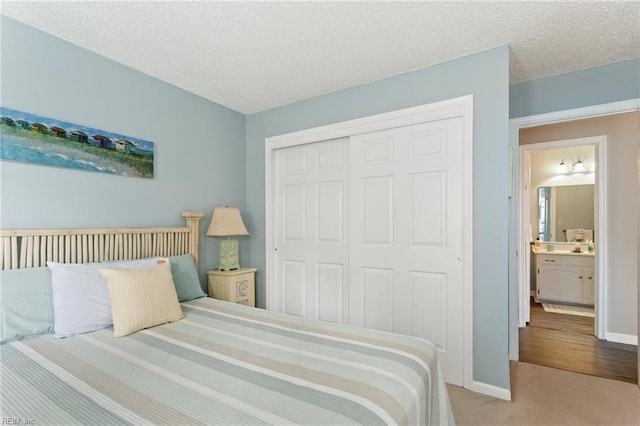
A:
[[508, 98, 640, 361], [265, 95, 475, 389], [518, 136, 607, 328]]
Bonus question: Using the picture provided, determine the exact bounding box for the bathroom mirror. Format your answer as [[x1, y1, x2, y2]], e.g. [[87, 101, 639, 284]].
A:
[[537, 184, 594, 242]]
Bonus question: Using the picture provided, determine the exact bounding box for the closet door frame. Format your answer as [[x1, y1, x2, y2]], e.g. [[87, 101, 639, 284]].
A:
[[265, 95, 474, 388]]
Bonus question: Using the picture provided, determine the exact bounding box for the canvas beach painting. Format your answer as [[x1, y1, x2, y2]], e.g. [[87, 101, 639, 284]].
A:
[[0, 107, 154, 178]]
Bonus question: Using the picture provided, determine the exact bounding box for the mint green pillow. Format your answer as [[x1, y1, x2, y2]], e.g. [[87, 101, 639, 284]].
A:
[[168, 254, 206, 302], [1, 267, 54, 343]]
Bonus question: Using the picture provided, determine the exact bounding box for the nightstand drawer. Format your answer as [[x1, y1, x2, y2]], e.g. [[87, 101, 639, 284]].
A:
[[207, 268, 256, 307]]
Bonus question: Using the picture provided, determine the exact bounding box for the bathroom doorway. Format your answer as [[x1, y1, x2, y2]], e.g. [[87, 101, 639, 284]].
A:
[[518, 137, 603, 336], [511, 108, 639, 384]]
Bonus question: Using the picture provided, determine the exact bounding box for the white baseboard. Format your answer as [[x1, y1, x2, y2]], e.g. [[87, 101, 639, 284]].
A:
[[606, 332, 638, 346], [467, 381, 511, 401]]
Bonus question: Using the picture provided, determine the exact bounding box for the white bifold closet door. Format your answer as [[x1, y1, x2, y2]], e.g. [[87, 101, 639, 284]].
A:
[[274, 118, 464, 385]]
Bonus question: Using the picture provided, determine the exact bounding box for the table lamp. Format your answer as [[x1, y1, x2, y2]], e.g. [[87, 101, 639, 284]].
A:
[[206, 206, 249, 271]]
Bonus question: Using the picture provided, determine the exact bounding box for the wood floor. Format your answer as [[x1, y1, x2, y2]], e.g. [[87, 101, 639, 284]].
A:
[[519, 299, 638, 384]]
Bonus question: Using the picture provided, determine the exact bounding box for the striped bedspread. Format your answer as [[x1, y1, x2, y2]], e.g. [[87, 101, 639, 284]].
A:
[[1, 297, 454, 425]]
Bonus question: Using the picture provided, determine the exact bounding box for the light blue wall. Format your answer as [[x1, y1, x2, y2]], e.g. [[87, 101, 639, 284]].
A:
[[246, 46, 511, 389], [510, 58, 640, 118], [0, 17, 248, 284]]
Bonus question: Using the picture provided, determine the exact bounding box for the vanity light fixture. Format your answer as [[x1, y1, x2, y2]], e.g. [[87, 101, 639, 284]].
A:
[[557, 159, 570, 174], [572, 158, 585, 172], [557, 157, 590, 174]]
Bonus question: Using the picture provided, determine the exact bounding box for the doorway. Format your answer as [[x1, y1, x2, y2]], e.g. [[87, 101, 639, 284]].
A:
[[518, 137, 604, 336], [509, 102, 640, 385]]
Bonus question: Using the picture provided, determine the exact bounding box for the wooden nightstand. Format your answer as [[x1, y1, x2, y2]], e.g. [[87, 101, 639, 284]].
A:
[[207, 268, 256, 307]]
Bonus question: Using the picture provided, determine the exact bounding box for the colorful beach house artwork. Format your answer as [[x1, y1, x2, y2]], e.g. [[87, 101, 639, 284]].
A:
[[0, 107, 155, 178]]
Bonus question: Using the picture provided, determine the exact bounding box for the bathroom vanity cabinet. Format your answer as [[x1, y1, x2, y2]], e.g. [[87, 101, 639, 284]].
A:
[[535, 252, 594, 306]]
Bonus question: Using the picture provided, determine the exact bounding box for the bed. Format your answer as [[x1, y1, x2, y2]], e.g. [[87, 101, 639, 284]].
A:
[[0, 212, 454, 425]]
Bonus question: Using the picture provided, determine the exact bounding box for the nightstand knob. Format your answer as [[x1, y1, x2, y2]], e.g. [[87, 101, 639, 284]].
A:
[[237, 280, 248, 297]]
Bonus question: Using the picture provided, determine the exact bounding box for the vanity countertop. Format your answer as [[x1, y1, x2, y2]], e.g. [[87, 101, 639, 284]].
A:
[[531, 246, 595, 257]]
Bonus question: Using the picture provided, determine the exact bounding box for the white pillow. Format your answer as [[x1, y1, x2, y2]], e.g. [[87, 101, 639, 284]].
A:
[[48, 258, 166, 338], [100, 262, 183, 338]]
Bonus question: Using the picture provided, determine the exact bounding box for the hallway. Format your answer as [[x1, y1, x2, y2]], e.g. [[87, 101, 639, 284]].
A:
[[519, 298, 637, 383]]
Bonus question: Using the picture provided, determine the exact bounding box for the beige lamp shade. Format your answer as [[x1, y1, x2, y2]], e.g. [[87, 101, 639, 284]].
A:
[[206, 207, 249, 237]]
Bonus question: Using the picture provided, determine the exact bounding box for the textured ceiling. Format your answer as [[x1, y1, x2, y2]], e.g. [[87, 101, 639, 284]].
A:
[[2, 1, 639, 114]]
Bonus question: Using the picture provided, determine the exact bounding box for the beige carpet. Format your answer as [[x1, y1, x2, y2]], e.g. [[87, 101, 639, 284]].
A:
[[448, 362, 640, 425]]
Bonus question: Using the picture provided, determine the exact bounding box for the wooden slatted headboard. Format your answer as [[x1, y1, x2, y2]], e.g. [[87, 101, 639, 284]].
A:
[[0, 211, 204, 270]]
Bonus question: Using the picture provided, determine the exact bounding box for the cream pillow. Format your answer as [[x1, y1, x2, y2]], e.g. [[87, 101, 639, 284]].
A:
[[48, 257, 168, 338], [99, 262, 183, 338]]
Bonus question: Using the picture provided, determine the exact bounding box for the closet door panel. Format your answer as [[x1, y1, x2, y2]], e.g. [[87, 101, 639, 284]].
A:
[[410, 271, 447, 347], [283, 184, 307, 241], [349, 117, 464, 385], [316, 263, 344, 323], [283, 260, 307, 317], [274, 138, 349, 321], [316, 181, 343, 243], [361, 267, 395, 332], [361, 176, 394, 245]]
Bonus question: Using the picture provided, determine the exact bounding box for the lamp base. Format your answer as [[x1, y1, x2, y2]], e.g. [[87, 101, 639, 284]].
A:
[[218, 238, 240, 271]]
